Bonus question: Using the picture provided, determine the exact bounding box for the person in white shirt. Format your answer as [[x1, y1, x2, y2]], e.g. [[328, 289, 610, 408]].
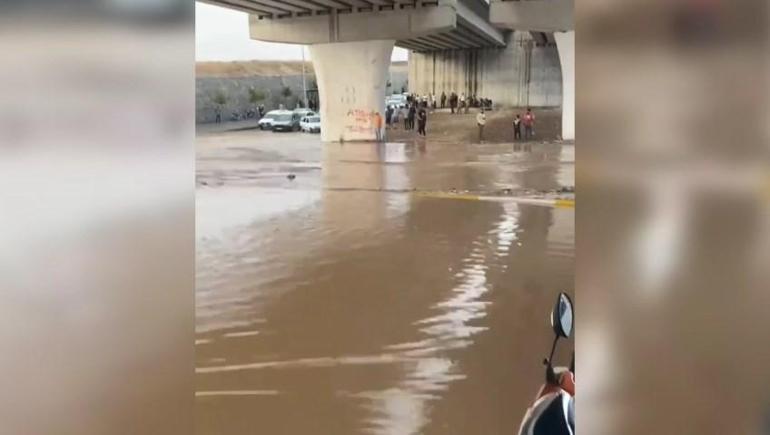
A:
[[401, 106, 409, 130], [476, 109, 486, 142]]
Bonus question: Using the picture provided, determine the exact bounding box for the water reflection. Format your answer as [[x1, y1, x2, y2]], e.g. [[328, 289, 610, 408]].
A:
[[358, 202, 524, 435]]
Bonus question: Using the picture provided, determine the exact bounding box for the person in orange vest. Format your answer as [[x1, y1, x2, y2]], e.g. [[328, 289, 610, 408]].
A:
[[373, 111, 384, 142]]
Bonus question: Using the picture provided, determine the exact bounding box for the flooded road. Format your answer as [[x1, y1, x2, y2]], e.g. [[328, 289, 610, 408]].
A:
[[195, 129, 574, 434]]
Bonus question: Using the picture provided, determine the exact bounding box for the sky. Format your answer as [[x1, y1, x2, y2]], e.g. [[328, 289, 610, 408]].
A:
[[195, 2, 408, 62]]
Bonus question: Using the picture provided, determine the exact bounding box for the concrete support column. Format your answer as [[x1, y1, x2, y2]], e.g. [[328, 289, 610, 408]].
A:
[[310, 40, 395, 142], [554, 31, 575, 140]]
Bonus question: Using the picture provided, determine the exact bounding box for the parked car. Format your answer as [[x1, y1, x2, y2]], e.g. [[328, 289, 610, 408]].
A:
[[258, 111, 279, 130], [385, 94, 407, 108], [271, 110, 301, 132], [300, 115, 321, 133], [293, 108, 316, 118]]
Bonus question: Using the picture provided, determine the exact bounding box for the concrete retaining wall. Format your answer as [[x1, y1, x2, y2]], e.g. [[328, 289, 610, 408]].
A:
[[407, 31, 562, 107], [196, 68, 408, 124], [196, 75, 307, 124]]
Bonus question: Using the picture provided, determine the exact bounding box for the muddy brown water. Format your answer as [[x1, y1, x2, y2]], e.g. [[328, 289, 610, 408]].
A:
[[196, 128, 574, 434]]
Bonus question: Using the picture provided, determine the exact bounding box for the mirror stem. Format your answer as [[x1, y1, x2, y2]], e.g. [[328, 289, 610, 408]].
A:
[[547, 335, 559, 367], [544, 336, 560, 384]]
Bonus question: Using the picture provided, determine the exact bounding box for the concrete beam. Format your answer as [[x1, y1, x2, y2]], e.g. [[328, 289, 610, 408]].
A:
[[334, 0, 378, 10], [361, 0, 395, 7], [397, 39, 437, 52], [420, 36, 453, 50], [249, 0, 313, 14], [459, 0, 492, 21], [454, 0, 506, 46], [489, 0, 573, 32], [227, 0, 297, 16], [431, 31, 481, 49], [454, 22, 495, 47], [202, 0, 273, 17], [298, 0, 351, 10], [249, 4, 456, 44], [278, 0, 332, 12]]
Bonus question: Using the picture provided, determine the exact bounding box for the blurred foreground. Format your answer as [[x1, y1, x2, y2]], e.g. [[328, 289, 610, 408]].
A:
[[578, 0, 770, 433], [0, 8, 194, 435]]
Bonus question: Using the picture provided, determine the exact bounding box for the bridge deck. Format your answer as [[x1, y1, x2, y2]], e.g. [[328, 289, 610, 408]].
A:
[[203, 0, 506, 50]]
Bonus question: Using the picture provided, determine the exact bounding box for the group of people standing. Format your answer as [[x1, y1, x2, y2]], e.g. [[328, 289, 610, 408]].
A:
[[512, 108, 536, 140], [394, 91, 495, 115], [385, 102, 427, 137], [476, 107, 537, 143], [441, 92, 493, 114], [379, 98, 538, 144]]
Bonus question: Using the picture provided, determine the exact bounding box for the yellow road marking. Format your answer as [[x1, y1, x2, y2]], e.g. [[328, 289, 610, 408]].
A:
[[415, 191, 575, 208], [416, 192, 481, 201]]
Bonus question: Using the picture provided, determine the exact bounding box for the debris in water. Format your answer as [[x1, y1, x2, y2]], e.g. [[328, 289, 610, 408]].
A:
[[287, 174, 296, 181]]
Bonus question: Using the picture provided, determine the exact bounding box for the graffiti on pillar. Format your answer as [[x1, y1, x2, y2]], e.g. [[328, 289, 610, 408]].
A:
[[344, 108, 378, 134]]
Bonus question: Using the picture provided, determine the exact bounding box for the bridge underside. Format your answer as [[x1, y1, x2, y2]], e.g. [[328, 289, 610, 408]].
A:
[[203, 0, 505, 48], [206, 0, 452, 19], [489, 0, 573, 32], [398, 14, 504, 51]]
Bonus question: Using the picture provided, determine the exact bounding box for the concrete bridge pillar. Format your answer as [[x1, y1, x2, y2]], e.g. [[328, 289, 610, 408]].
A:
[[309, 40, 395, 142], [554, 31, 574, 140]]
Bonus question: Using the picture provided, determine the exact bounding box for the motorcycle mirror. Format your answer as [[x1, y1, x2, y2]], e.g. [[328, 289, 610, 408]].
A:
[[550, 292, 573, 339]]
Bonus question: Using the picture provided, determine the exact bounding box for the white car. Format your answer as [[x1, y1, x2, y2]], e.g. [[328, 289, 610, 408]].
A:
[[300, 115, 321, 133], [385, 94, 407, 108], [293, 108, 316, 118], [258, 111, 281, 130]]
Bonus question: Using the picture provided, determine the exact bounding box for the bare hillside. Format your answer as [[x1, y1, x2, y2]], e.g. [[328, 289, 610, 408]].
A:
[[197, 60, 408, 78]]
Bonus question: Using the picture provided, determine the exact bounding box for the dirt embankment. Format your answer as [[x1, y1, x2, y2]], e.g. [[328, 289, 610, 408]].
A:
[[196, 60, 408, 78], [388, 108, 564, 143], [196, 60, 313, 78]]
